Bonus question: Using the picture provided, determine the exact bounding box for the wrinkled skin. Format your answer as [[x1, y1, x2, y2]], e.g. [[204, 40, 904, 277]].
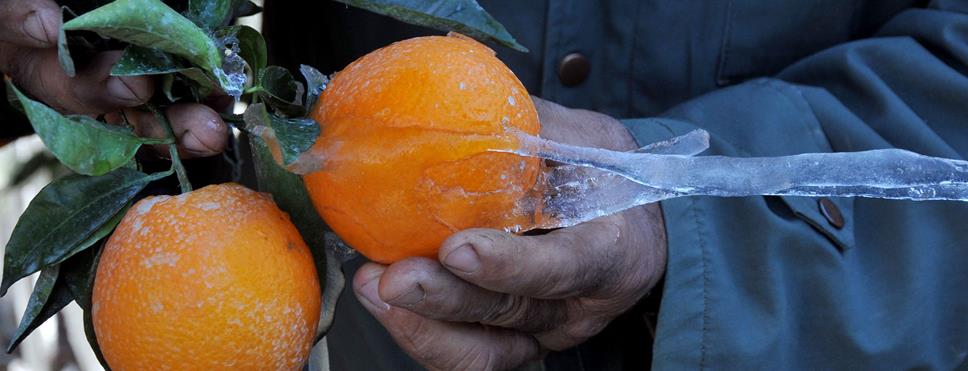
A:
[[353, 98, 668, 371], [0, 0, 227, 157]]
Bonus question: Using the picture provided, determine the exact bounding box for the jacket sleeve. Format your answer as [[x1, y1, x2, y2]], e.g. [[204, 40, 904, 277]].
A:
[[622, 4, 968, 369]]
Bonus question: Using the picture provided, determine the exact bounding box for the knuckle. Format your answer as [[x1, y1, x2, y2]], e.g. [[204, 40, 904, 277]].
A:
[[3, 46, 34, 81], [483, 296, 565, 333], [446, 348, 497, 371], [565, 316, 610, 341], [397, 318, 440, 363]]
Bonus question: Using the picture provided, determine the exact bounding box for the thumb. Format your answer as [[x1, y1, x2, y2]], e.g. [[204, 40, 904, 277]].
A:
[[0, 0, 61, 48]]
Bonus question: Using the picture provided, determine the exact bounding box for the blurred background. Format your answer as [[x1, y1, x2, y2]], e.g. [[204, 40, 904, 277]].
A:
[[0, 136, 97, 371]]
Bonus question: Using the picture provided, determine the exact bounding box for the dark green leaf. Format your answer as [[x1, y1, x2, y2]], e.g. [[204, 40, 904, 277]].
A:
[[6, 266, 74, 353], [62, 237, 108, 313], [179, 67, 220, 97], [7, 82, 164, 176], [110, 46, 181, 76], [333, 0, 527, 52], [61, 206, 131, 296], [247, 135, 343, 340], [243, 103, 318, 166], [258, 66, 305, 117], [0, 168, 170, 296], [64, 244, 110, 368], [161, 73, 178, 101], [187, 0, 234, 29], [300, 65, 328, 111], [187, 0, 260, 29], [237, 25, 267, 74], [233, 0, 262, 18], [110, 46, 219, 98], [57, 7, 77, 77], [63, 0, 222, 73]]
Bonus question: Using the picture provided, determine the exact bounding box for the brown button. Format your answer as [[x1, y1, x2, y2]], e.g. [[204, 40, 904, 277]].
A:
[[558, 53, 590, 87], [818, 198, 845, 229]]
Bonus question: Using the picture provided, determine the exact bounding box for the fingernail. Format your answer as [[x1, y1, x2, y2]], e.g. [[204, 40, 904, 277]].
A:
[[24, 11, 54, 46], [357, 272, 389, 311], [443, 244, 480, 273], [386, 284, 425, 307], [181, 130, 214, 156], [106, 77, 146, 105]]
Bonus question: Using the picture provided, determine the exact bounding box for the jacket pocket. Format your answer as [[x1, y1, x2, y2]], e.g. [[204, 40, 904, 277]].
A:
[[717, 0, 860, 85], [777, 196, 855, 251]]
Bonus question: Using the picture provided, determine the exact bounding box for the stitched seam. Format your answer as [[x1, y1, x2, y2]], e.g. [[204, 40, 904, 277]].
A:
[[689, 197, 711, 370]]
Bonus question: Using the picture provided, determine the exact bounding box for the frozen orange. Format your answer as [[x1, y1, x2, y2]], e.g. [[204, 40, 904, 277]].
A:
[[92, 183, 321, 370], [304, 34, 542, 264]]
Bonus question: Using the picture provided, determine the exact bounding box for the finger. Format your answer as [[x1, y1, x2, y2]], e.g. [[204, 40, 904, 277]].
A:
[[531, 96, 637, 150], [378, 257, 567, 333], [438, 219, 630, 299], [8, 50, 153, 114], [354, 263, 541, 371], [122, 104, 229, 158], [0, 0, 60, 48]]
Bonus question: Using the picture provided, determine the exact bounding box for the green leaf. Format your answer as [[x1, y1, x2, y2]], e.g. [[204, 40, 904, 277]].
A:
[[179, 67, 221, 98], [6, 81, 162, 176], [334, 0, 527, 52], [233, 0, 262, 18], [243, 103, 318, 167], [300, 65, 328, 111], [258, 66, 305, 117], [187, 0, 234, 29], [63, 0, 222, 73], [161, 73, 178, 101], [68, 206, 131, 300], [6, 266, 74, 353], [61, 238, 109, 313], [57, 7, 76, 77], [109, 46, 220, 98], [110, 45, 182, 76], [0, 168, 170, 296], [247, 135, 343, 340], [187, 0, 260, 29], [63, 245, 110, 368], [237, 25, 267, 74]]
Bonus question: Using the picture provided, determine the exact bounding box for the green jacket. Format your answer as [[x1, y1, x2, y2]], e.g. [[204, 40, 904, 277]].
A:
[[266, 1, 968, 369]]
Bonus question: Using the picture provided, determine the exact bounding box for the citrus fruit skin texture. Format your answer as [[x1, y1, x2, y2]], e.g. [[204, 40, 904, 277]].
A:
[[304, 34, 542, 264], [92, 183, 321, 370]]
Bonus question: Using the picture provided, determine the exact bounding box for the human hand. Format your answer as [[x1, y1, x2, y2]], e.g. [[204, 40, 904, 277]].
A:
[[0, 0, 227, 157], [352, 97, 668, 370]]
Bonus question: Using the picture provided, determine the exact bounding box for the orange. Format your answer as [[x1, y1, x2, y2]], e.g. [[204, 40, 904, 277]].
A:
[[303, 34, 542, 264], [92, 183, 321, 370]]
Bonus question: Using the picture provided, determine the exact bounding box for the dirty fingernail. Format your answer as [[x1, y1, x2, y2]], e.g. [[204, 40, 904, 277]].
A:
[[443, 244, 480, 273], [24, 12, 54, 46], [386, 284, 426, 307], [357, 270, 389, 311], [107, 77, 147, 105]]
